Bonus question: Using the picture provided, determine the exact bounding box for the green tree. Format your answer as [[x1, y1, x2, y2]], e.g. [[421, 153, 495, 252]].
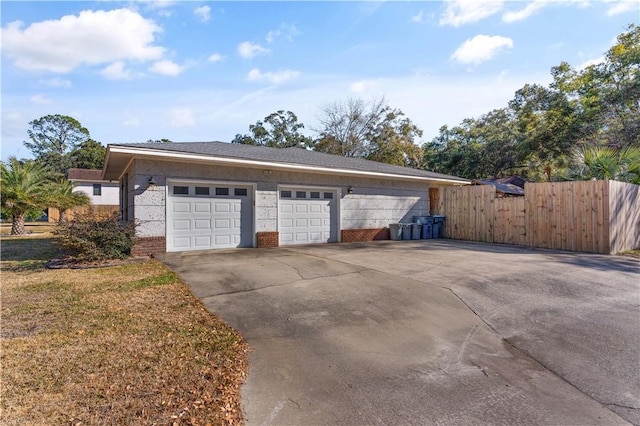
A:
[[0, 158, 53, 235], [366, 110, 424, 168], [232, 110, 313, 148], [572, 146, 640, 183], [68, 139, 106, 170], [509, 84, 580, 181], [24, 114, 90, 176], [46, 179, 91, 224], [315, 97, 425, 167]]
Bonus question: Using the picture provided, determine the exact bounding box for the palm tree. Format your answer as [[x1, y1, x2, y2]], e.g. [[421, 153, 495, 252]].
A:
[[46, 179, 90, 223], [0, 158, 53, 235], [573, 146, 640, 184]]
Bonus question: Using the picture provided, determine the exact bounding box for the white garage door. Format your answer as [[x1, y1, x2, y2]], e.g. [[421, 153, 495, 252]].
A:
[[167, 182, 253, 252], [279, 188, 337, 245]]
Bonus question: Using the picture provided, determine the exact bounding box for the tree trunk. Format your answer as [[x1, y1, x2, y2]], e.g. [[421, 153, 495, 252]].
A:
[[11, 213, 26, 235], [58, 209, 68, 224]]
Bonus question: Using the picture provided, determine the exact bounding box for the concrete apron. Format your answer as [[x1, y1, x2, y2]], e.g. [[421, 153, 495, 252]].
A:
[[158, 245, 630, 425]]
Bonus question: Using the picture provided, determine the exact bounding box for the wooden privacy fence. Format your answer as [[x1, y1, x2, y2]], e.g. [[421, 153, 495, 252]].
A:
[[48, 205, 119, 223], [436, 180, 639, 254]]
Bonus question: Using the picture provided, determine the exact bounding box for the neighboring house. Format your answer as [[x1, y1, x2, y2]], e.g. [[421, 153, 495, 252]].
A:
[[102, 141, 469, 255], [491, 176, 526, 189], [471, 179, 525, 196], [68, 168, 119, 205]]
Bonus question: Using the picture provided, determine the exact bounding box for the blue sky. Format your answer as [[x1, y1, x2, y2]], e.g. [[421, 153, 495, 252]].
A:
[[1, 0, 638, 161]]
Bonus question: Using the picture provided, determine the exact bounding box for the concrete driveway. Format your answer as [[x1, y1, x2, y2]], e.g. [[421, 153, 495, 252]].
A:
[[157, 240, 639, 425]]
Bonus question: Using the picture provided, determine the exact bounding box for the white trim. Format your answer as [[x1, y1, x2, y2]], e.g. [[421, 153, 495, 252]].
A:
[[166, 178, 257, 251], [108, 146, 468, 185]]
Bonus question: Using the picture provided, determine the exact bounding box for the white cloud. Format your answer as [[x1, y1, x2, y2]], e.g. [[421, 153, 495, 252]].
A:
[[149, 60, 184, 76], [144, 1, 176, 11], [247, 68, 300, 85], [208, 53, 225, 63], [194, 5, 211, 22], [38, 77, 72, 88], [605, 0, 640, 16], [578, 56, 603, 70], [168, 108, 195, 127], [101, 61, 134, 80], [238, 41, 270, 58], [1, 9, 165, 74], [451, 35, 514, 65], [440, 0, 504, 27], [29, 94, 52, 105], [411, 10, 425, 23], [266, 23, 300, 43], [503, 0, 549, 22], [350, 80, 377, 93]]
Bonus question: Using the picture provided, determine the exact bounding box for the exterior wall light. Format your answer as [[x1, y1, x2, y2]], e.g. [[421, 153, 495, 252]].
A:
[[347, 185, 354, 194], [148, 176, 157, 186]]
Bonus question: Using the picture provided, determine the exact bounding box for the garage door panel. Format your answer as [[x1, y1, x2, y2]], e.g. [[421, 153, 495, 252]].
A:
[[214, 218, 232, 229], [281, 218, 294, 227], [194, 219, 210, 230], [295, 204, 308, 213], [309, 204, 323, 213], [172, 219, 191, 230], [194, 236, 211, 247], [194, 202, 210, 213], [281, 204, 294, 213], [173, 237, 191, 248], [173, 202, 191, 213], [215, 202, 231, 213]]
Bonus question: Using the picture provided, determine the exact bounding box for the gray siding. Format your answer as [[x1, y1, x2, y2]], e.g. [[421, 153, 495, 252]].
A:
[[130, 159, 429, 241]]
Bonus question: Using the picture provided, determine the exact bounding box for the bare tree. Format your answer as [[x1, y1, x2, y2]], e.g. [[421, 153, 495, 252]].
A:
[[315, 97, 387, 157]]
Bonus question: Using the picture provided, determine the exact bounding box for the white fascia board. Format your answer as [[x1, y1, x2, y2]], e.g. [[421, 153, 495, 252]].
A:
[[108, 146, 469, 185]]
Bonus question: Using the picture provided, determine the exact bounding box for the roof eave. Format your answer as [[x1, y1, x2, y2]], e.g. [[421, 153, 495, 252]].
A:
[[104, 145, 470, 185]]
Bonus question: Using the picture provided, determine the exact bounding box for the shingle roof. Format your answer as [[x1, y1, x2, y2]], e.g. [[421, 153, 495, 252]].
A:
[[68, 168, 103, 181], [112, 141, 468, 183], [472, 179, 525, 196]]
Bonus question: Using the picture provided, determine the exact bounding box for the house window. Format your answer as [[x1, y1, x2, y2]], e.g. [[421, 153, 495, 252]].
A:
[[310, 192, 320, 199], [234, 188, 248, 196], [281, 191, 292, 198], [173, 186, 189, 195], [215, 187, 229, 196], [195, 186, 210, 195], [296, 191, 307, 199], [93, 184, 102, 196], [323, 192, 334, 199]]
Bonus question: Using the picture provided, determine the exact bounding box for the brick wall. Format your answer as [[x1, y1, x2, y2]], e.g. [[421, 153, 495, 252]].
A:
[[341, 228, 390, 243], [132, 236, 166, 256], [257, 231, 279, 248]]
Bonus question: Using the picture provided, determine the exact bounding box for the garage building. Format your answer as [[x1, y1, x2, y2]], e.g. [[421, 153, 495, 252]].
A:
[[102, 141, 468, 255]]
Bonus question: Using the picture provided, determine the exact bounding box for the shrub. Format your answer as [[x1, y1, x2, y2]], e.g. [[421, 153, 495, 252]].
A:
[[54, 213, 136, 261]]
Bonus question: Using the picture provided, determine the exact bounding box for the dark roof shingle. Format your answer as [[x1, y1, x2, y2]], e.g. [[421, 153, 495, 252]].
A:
[[68, 168, 103, 181], [112, 141, 468, 182]]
